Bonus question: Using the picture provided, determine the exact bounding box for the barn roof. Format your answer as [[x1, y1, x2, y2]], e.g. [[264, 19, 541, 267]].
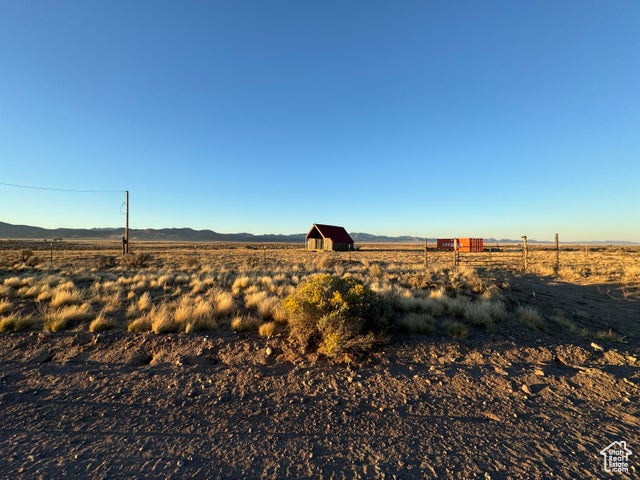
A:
[[306, 224, 354, 244]]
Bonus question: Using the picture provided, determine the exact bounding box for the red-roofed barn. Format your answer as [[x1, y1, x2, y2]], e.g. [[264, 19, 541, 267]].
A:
[[306, 224, 355, 251]]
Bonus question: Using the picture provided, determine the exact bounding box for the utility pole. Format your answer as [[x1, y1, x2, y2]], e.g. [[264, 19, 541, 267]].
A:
[[554, 233, 559, 276], [124, 190, 129, 255]]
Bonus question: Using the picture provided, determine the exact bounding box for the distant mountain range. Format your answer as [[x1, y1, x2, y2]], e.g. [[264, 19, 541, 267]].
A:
[[0, 222, 637, 245]]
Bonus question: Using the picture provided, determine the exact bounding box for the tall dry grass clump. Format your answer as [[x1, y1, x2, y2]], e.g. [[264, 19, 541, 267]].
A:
[[0, 313, 41, 332], [231, 275, 251, 294], [174, 296, 218, 332], [3, 276, 27, 289], [89, 312, 117, 332], [397, 313, 435, 335], [50, 287, 84, 308], [137, 292, 152, 312], [149, 303, 178, 334], [212, 290, 235, 317], [258, 321, 278, 337], [244, 290, 268, 310], [231, 314, 262, 332], [463, 300, 506, 331], [517, 305, 544, 330], [128, 317, 152, 333], [0, 299, 12, 315], [43, 303, 92, 332]]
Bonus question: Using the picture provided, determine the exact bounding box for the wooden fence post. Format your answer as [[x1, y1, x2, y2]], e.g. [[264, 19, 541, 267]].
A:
[[521, 235, 528, 272], [453, 238, 460, 270], [554, 233, 559, 276], [424, 237, 428, 271]]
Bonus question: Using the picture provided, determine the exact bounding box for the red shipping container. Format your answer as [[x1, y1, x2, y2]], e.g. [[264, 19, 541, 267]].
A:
[[437, 238, 455, 250], [437, 238, 484, 252]]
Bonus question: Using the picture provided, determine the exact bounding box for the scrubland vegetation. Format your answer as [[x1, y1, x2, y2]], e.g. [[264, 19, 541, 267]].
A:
[[1, 241, 639, 480], [1, 241, 639, 357]]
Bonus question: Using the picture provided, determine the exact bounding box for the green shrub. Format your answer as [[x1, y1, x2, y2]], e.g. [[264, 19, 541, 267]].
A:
[[96, 255, 117, 269], [284, 274, 389, 357], [397, 313, 435, 335], [123, 253, 152, 268]]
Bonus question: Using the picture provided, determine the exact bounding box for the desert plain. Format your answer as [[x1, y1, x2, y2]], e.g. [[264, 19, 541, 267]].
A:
[[0, 240, 638, 479]]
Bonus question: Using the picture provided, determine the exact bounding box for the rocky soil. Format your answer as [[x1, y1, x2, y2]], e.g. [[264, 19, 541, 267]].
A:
[[0, 326, 638, 480]]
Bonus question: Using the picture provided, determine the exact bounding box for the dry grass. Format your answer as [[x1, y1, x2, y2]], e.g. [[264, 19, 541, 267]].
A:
[[231, 275, 250, 293], [90, 313, 117, 332], [0, 241, 637, 346], [463, 300, 506, 331], [0, 299, 12, 315], [43, 303, 92, 332], [212, 290, 235, 317], [517, 305, 544, 330], [231, 315, 262, 332], [0, 313, 41, 332], [397, 313, 435, 335], [174, 296, 218, 332], [258, 321, 277, 337], [444, 320, 469, 339], [149, 303, 178, 334], [50, 288, 84, 308], [244, 290, 268, 311], [137, 292, 152, 311], [128, 317, 152, 333], [3, 276, 26, 289]]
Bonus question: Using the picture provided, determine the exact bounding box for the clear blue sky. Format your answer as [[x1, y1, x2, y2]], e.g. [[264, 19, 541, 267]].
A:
[[1, 1, 638, 241]]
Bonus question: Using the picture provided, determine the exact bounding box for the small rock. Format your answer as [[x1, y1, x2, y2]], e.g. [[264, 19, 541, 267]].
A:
[[494, 367, 508, 376], [29, 349, 54, 364], [265, 347, 272, 356], [127, 350, 152, 366], [553, 355, 566, 366], [521, 384, 532, 395], [626, 355, 637, 364], [186, 387, 199, 397], [482, 411, 501, 422], [590, 342, 604, 352], [534, 369, 545, 376]]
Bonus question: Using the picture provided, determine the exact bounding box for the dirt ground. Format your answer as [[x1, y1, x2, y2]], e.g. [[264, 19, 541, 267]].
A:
[[1, 272, 639, 479]]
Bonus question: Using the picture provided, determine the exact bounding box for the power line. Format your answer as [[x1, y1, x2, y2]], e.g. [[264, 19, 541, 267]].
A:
[[0, 181, 125, 194]]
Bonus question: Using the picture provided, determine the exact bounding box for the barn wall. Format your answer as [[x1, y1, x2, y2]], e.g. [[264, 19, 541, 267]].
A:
[[307, 238, 324, 251]]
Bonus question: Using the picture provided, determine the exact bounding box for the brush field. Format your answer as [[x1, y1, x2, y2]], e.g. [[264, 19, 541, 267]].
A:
[[0, 240, 639, 479]]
